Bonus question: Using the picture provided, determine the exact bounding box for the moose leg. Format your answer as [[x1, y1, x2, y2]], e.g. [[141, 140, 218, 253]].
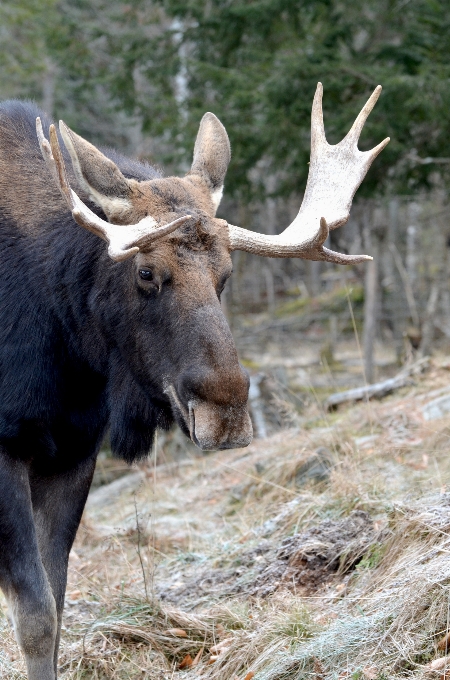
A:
[[29, 453, 97, 676], [0, 449, 57, 680]]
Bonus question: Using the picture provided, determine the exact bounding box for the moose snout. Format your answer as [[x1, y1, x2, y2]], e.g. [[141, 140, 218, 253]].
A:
[[189, 400, 253, 451], [173, 364, 252, 450]]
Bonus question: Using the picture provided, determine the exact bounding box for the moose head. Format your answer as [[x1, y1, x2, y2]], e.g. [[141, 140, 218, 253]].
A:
[[36, 84, 389, 452]]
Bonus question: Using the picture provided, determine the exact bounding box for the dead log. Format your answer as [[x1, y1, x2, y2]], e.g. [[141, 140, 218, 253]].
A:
[[324, 357, 430, 410]]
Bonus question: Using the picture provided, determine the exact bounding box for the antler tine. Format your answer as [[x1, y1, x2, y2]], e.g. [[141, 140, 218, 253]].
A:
[[297, 247, 373, 264], [39, 118, 106, 242], [130, 215, 196, 252], [365, 135, 391, 163], [321, 246, 372, 264], [36, 117, 61, 189], [306, 215, 372, 264], [311, 82, 326, 150], [48, 123, 118, 243], [345, 85, 382, 146], [316, 216, 329, 245], [303, 218, 372, 263], [38, 118, 109, 241], [48, 124, 78, 213], [36, 118, 191, 261], [227, 83, 389, 262]]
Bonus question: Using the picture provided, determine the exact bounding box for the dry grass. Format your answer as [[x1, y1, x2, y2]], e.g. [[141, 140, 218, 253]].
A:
[[4, 358, 450, 678]]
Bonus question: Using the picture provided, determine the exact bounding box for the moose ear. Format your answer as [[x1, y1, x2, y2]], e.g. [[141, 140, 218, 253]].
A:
[[189, 112, 231, 213], [59, 121, 133, 222]]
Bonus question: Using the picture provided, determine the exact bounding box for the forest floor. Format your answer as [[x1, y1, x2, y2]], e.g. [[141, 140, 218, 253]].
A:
[[3, 340, 450, 679]]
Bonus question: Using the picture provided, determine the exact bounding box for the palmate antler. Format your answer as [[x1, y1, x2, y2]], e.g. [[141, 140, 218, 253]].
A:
[[227, 83, 390, 263], [36, 118, 191, 262]]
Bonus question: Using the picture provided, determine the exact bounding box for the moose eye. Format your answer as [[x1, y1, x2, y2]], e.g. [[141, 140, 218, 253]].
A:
[[139, 268, 154, 282]]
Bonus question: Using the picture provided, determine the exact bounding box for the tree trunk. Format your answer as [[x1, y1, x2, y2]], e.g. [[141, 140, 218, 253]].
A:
[[363, 217, 379, 384], [406, 202, 420, 294], [308, 260, 321, 297], [419, 283, 439, 358], [264, 265, 275, 314], [388, 198, 407, 363]]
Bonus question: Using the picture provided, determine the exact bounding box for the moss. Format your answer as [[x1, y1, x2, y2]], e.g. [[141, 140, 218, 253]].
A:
[[240, 358, 261, 370], [275, 285, 364, 319]]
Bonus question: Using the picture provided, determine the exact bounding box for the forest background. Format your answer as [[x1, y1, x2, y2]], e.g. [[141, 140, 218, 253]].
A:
[[4, 5, 450, 678], [2, 0, 450, 384]]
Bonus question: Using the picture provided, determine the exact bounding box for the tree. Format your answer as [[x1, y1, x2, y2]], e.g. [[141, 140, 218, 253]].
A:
[[2, 0, 449, 203], [105, 0, 450, 201]]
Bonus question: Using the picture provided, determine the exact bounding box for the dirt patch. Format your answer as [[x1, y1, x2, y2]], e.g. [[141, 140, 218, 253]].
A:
[[250, 510, 378, 597], [158, 511, 379, 605]]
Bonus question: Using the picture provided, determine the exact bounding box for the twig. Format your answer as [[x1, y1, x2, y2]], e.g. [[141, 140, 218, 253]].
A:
[[133, 495, 149, 600]]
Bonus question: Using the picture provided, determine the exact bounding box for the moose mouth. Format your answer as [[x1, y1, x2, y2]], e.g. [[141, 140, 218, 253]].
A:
[[165, 384, 253, 451]]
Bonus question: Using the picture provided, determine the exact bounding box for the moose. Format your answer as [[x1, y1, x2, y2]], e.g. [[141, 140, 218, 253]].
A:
[[0, 83, 388, 679]]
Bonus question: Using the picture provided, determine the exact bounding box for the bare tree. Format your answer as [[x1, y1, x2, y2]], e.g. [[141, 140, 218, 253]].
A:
[[363, 212, 378, 384]]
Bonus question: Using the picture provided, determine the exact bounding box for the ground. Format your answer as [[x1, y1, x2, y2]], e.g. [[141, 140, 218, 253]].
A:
[[3, 345, 450, 679]]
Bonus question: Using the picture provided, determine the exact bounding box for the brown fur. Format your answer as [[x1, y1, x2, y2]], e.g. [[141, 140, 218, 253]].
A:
[[126, 175, 220, 224], [61, 115, 226, 225], [0, 107, 67, 234]]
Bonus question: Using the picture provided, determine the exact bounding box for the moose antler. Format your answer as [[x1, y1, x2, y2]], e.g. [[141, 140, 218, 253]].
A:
[[227, 83, 390, 263], [36, 118, 191, 262]]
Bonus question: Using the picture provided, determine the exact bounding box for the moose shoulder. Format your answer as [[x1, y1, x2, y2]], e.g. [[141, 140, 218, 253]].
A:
[[0, 86, 389, 679]]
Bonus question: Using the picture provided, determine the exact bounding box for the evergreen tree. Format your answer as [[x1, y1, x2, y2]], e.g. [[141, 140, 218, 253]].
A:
[[0, 0, 449, 199]]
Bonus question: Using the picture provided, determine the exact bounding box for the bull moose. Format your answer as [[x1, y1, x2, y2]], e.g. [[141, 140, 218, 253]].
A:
[[0, 83, 388, 679]]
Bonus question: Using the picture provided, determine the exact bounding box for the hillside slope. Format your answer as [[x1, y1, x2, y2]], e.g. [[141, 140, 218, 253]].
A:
[[3, 359, 450, 679]]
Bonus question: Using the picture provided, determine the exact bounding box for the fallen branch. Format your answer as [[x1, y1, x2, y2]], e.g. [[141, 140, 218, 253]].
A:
[[325, 357, 430, 410]]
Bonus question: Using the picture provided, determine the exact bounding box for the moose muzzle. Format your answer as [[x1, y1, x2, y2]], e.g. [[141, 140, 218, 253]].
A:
[[189, 400, 253, 450], [166, 385, 253, 450], [167, 357, 253, 451]]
